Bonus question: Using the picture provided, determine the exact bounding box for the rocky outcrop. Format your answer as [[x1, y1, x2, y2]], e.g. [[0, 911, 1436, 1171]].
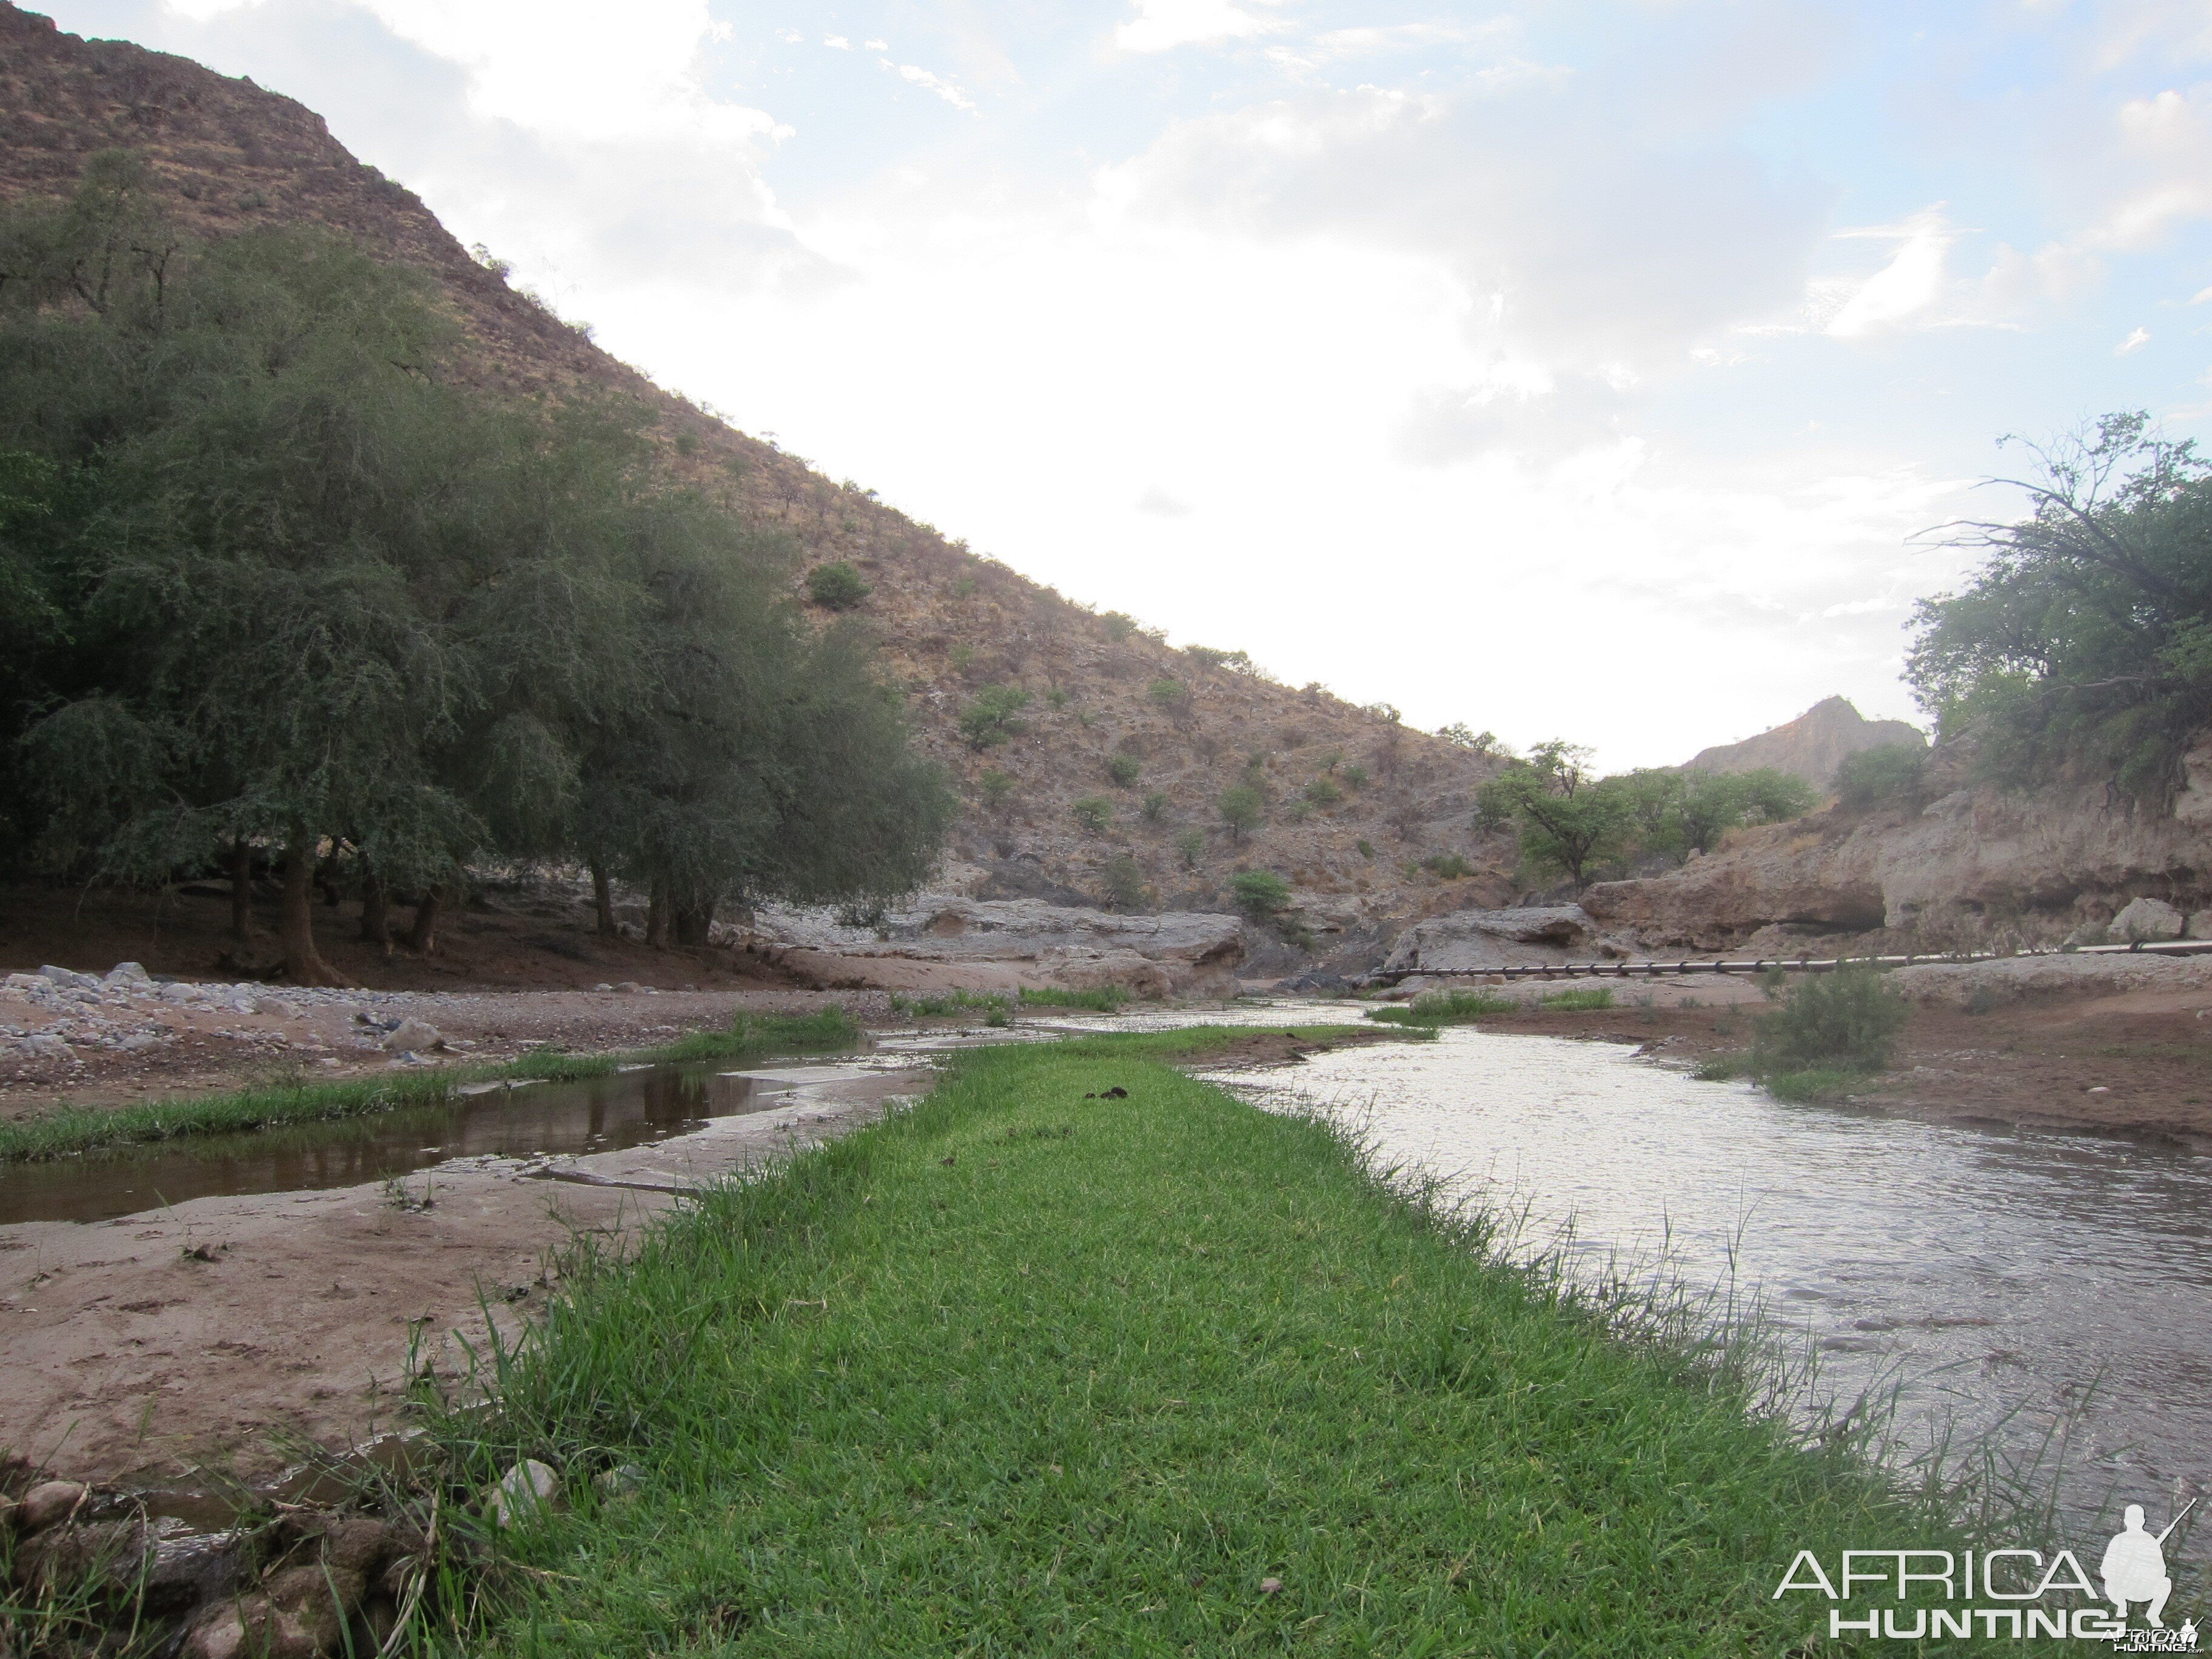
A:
[[1377, 905, 1599, 976], [1683, 695, 1925, 788], [1585, 737, 2212, 951], [759, 897, 1245, 996]]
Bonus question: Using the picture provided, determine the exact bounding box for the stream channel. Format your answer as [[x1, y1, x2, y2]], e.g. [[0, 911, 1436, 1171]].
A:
[[4, 1000, 2206, 1529]]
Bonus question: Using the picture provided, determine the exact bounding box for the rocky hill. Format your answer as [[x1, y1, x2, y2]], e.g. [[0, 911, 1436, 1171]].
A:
[[1586, 732, 2212, 957], [0, 4, 1518, 962], [1681, 695, 1924, 789]]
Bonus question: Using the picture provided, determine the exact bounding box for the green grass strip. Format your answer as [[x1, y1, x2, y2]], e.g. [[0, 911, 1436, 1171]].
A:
[[0, 1008, 862, 1164], [434, 1031, 1971, 1657]]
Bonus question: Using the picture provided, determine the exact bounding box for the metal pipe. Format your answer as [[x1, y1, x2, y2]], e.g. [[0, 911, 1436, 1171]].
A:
[[1364, 935, 2212, 987]]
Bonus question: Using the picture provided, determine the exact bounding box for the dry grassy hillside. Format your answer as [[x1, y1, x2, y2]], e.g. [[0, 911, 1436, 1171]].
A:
[[0, 4, 1514, 944]]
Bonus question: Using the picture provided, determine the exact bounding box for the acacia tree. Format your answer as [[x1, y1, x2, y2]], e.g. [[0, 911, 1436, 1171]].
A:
[[1909, 413, 2212, 803]]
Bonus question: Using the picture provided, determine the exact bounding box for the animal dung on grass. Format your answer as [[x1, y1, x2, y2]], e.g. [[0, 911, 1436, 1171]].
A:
[[1083, 1085, 1129, 1099]]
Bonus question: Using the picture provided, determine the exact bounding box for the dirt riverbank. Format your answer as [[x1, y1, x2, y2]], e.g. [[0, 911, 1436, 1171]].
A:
[[1467, 974, 2212, 1145]]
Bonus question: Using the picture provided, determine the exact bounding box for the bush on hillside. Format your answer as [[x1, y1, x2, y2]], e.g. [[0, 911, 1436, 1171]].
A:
[[1142, 791, 1168, 822], [1304, 777, 1342, 808], [806, 561, 870, 611], [1101, 854, 1149, 911], [1832, 745, 1926, 811], [1176, 828, 1205, 868], [1071, 796, 1113, 833], [1230, 869, 1292, 920], [978, 769, 1015, 812], [1107, 754, 1142, 788], [959, 686, 1032, 749], [1217, 785, 1262, 840], [1148, 678, 1188, 710]]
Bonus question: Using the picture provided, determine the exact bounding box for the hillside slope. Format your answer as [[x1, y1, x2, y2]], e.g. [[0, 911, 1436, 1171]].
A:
[[0, 3, 1513, 948], [1681, 695, 1924, 788]]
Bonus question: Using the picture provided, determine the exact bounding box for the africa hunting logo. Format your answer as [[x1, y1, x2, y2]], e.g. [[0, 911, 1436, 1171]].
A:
[[1773, 1500, 2199, 1647]]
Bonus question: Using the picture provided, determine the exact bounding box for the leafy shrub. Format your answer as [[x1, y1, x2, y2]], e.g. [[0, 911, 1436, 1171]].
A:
[[978, 769, 1014, 811], [805, 561, 871, 611], [1230, 868, 1292, 920], [1421, 852, 1474, 879], [1148, 678, 1188, 709], [1101, 853, 1148, 911], [1832, 745, 1927, 811], [1282, 799, 1312, 822], [1175, 828, 1205, 868], [1071, 796, 1113, 833], [1047, 688, 1071, 709], [1107, 754, 1142, 787], [1341, 764, 1368, 790], [1184, 646, 1252, 672], [1142, 791, 1168, 822], [959, 685, 1032, 749], [1099, 611, 1137, 640], [1356, 839, 1375, 859], [1304, 777, 1342, 808], [1217, 785, 1262, 840], [891, 989, 1010, 1018], [1752, 964, 1907, 1073]]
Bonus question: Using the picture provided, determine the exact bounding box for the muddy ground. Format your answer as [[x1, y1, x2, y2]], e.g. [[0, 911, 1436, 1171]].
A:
[[1472, 977, 2212, 1147]]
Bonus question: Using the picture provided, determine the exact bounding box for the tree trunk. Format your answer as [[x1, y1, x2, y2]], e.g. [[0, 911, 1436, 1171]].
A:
[[360, 865, 390, 951], [644, 879, 668, 949], [406, 885, 444, 955], [672, 899, 714, 948], [280, 839, 346, 986], [229, 838, 255, 941], [591, 861, 617, 938]]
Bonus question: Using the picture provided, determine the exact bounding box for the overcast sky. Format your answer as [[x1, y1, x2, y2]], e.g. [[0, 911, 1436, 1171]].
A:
[[37, 0, 2212, 766]]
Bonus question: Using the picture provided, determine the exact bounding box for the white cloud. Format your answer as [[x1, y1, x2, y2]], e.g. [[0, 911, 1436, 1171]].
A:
[[1114, 0, 1282, 55], [1826, 210, 1954, 338], [882, 58, 976, 111], [824, 35, 851, 50], [2117, 326, 2153, 354]]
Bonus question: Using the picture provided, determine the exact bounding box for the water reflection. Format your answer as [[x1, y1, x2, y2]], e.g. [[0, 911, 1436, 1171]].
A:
[[0, 1066, 767, 1227]]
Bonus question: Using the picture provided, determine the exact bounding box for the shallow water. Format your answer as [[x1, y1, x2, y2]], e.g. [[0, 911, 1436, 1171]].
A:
[[0, 1065, 783, 1227], [1208, 1027, 2212, 1524]]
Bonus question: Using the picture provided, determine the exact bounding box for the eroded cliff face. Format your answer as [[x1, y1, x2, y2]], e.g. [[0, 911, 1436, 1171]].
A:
[[1583, 738, 2212, 952], [1681, 695, 1924, 788]]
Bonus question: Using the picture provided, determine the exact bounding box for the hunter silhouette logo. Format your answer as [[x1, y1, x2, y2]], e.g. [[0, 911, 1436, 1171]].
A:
[[2102, 1503, 2187, 1630]]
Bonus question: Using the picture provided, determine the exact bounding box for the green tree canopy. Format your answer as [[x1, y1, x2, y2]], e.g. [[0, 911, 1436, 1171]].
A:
[[1908, 412, 2212, 803]]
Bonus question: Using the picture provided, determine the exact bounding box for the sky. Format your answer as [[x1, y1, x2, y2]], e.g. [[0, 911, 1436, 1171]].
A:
[[33, 0, 2212, 766]]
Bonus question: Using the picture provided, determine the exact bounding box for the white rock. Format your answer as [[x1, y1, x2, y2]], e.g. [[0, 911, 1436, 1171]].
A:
[[2111, 896, 2186, 943], [104, 962, 153, 990], [486, 1460, 563, 1528], [39, 965, 95, 989], [15, 1033, 74, 1059], [380, 1018, 443, 1052]]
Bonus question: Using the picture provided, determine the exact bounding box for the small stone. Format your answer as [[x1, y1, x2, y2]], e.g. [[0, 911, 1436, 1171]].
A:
[[486, 1458, 563, 1528], [1259, 1576, 1284, 1595], [2087, 1085, 2110, 1094], [592, 982, 614, 992], [380, 1017, 443, 1053], [593, 1463, 647, 1498], [614, 981, 645, 994], [19, 1480, 88, 1532]]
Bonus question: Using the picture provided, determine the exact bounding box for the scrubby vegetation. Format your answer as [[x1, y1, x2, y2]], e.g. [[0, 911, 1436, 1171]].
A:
[[1832, 744, 1927, 811], [803, 560, 870, 611], [958, 685, 1032, 749], [1476, 743, 1813, 888], [1101, 853, 1149, 911], [0, 156, 951, 978], [1107, 754, 1142, 788], [1216, 785, 1262, 840], [1230, 868, 1292, 920], [1071, 795, 1113, 833], [1910, 412, 2212, 805], [1364, 989, 1518, 1026]]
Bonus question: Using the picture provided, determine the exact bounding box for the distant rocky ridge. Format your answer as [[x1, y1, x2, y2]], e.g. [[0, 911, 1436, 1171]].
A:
[[1683, 695, 1924, 789], [0, 3, 1517, 951]]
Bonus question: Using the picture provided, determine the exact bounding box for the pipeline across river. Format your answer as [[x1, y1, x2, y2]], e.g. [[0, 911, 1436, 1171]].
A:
[[1366, 934, 2212, 985]]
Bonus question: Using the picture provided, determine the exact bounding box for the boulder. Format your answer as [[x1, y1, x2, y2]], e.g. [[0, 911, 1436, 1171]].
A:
[[2190, 910, 2212, 940], [38, 965, 96, 990], [378, 1018, 443, 1053], [104, 962, 153, 991], [1379, 907, 1594, 976], [2110, 896, 2186, 942]]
